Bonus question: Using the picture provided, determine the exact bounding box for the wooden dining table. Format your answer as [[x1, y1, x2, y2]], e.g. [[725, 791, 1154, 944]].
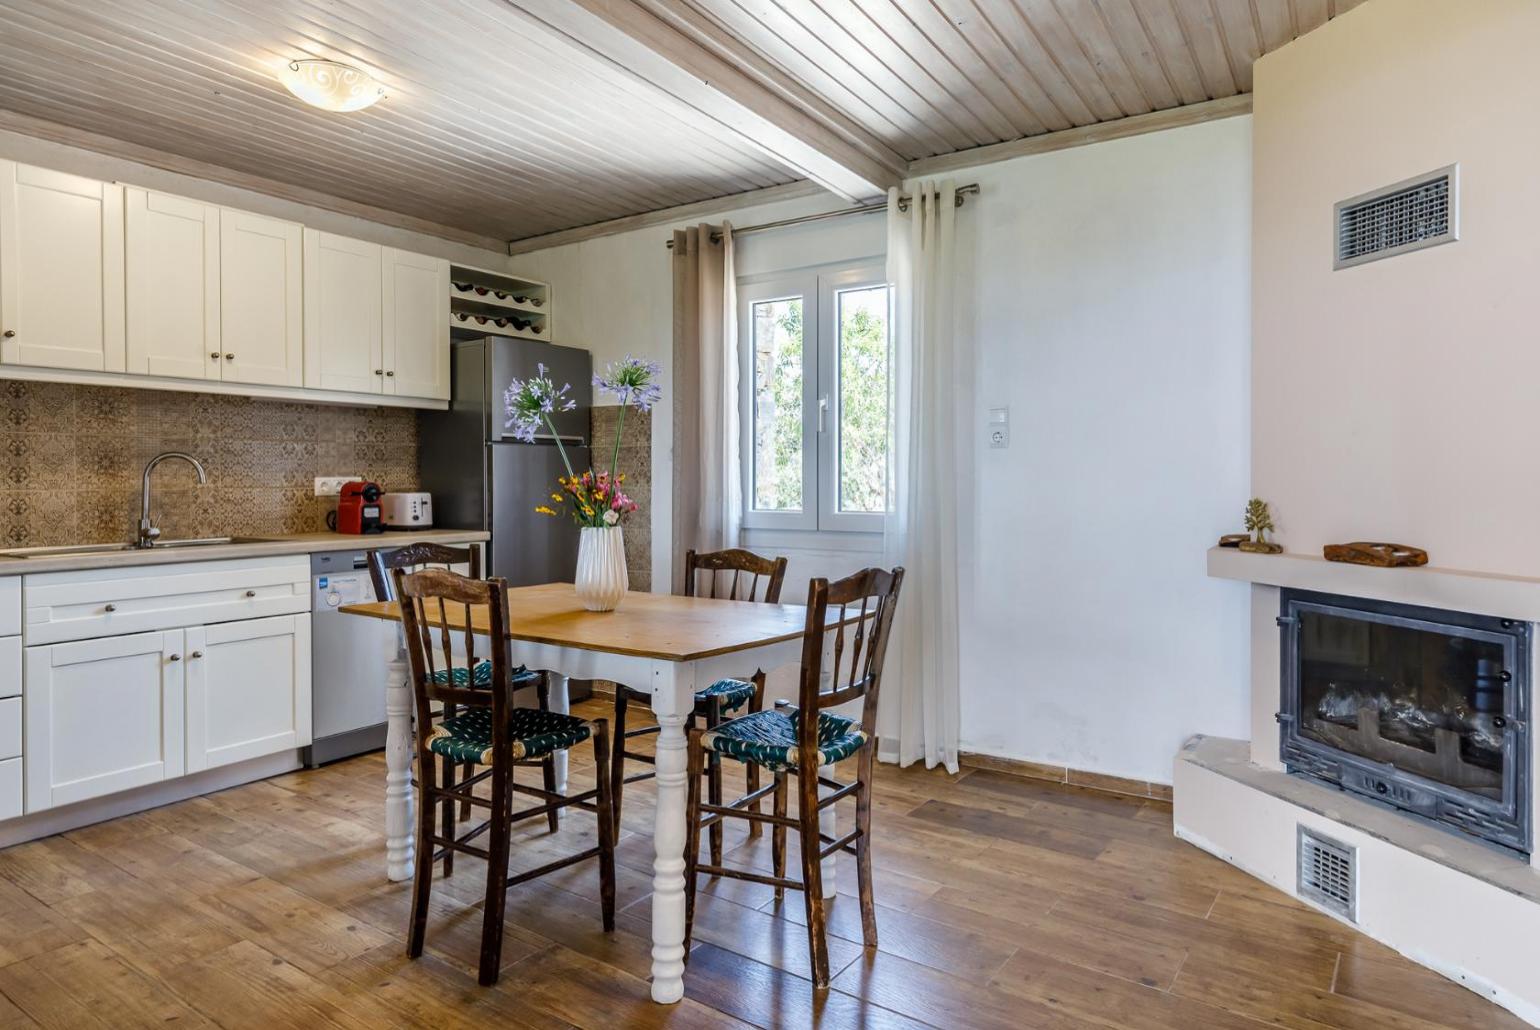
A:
[[339, 582, 839, 1004]]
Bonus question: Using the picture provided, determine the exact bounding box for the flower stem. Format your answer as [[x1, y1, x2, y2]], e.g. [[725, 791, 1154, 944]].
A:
[[544, 414, 577, 481], [610, 404, 626, 486]]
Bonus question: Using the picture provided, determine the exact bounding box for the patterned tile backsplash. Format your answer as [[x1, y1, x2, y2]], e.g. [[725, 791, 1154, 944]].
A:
[[1, 380, 418, 548]]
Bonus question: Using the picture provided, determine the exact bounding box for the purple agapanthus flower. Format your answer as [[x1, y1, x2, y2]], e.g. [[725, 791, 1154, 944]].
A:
[[593, 356, 663, 413], [504, 362, 577, 443]]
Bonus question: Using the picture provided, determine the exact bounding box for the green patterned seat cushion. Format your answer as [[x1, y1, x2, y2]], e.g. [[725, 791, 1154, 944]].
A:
[[429, 661, 540, 689], [428, 707, 591, 764], [701, 707, 868, 771], [695, 678, 755, 714]]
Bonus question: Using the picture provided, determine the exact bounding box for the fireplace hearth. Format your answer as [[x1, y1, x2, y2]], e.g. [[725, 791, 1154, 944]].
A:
[[1278, 589, 1531, 855]]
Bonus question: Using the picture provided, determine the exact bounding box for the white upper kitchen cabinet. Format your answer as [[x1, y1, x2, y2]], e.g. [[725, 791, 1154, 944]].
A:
[[185, 614, 311, 773], [24, 629, 186, 812], [383, 247, 449, 400], [219, 208, 303, 387], [125, 187, 221, 380], [0, 161, 125, 372], [303, 229, 384, 394]]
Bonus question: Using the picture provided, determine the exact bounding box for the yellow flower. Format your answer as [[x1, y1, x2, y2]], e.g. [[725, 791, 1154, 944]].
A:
[[580, 506, 594, 517], [534, 506, 557, 516], [550, 493, 564, 503]]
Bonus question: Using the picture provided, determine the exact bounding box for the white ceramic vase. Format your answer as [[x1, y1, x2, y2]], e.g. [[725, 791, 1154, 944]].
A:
[[574, 525, 628, 611]]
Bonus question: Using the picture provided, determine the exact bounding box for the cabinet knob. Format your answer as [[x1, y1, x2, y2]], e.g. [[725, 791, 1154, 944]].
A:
[[385, 370, 395, 377], [244, 590, 257, 598], [2, 330, 14, 338], [104, 603, 117, 613], [168, 653, 181, 662], [189, 650, 204, 659], [210, 352, 221, 360], [224, 353, 235, 360], [375, 369, 384, 376]]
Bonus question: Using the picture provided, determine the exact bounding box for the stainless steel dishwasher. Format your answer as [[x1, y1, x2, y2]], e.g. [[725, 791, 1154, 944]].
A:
[[303, 549, 392, 767]]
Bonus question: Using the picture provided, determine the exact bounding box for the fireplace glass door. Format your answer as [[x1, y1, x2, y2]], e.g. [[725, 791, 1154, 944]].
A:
[[1280, 589, 1530, 855]]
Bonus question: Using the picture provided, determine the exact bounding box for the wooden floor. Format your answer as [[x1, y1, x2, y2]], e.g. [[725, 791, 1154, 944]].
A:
[[0, 698, 1521, 1029]]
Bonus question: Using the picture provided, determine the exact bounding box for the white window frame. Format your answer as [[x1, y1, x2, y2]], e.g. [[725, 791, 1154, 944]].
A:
[[738, 259, 890, 534]]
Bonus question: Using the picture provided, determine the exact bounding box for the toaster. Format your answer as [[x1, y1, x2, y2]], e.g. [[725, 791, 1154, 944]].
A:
[[381, 492, 433, 529]]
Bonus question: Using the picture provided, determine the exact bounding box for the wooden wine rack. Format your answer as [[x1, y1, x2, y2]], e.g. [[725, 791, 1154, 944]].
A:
[[449, 263, 551, 342]]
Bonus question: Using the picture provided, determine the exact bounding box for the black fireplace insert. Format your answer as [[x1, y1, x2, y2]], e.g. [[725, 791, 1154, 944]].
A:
[[1279, 589, 1531, 856]]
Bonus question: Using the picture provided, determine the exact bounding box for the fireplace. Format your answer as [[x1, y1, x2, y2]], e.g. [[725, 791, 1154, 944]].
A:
[[1278, 589, 1531, 855]]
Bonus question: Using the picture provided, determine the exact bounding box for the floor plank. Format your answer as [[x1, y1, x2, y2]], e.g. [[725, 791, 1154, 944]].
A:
[[0, 697, 1520, 1029]]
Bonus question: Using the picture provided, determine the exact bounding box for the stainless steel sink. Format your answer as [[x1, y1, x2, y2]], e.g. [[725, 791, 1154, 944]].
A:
[[0, 537, 269, 559]]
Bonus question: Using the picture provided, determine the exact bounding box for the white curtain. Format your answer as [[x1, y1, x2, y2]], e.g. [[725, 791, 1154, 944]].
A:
[[670, 221, 742, 592], [883, 180, 963, 773]]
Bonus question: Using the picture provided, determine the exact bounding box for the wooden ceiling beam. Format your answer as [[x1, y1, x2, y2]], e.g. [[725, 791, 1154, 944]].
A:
[[496, 0, 906, 202]]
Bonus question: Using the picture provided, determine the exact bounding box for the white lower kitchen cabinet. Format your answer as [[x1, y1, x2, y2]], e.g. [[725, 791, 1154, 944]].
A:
[[185, 614, 311, 773], [24, 630, 185, 812]]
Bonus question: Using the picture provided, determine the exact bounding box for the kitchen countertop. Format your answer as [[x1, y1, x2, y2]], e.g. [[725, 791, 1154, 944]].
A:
[[0, 529, 490, 576]]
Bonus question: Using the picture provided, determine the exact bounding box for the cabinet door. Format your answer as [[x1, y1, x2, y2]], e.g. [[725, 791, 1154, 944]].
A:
[[219, 209, 302, 387], [0, 161, 125, 372], [24, 630, 185, 812], [126, 188, 220, 380], [382, 248, 449, 399], [185, 614, 311, 773], [303, 230, 383, 394]]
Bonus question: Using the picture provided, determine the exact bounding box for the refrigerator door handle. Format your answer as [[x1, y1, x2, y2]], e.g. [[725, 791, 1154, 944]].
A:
[[499, 432, 587, 445]]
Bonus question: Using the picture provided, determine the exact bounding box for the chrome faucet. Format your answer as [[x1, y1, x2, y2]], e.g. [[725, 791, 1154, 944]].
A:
[[138, 451, 208, 548]]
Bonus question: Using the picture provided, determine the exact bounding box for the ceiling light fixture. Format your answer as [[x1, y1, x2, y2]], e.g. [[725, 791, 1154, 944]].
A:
[[279, 59, 385, 112]]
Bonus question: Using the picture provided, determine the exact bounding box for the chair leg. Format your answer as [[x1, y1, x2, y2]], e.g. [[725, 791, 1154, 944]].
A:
[[458, 762, 474, 823], [591, 720, 617, 932], [744, 671, 766, 838], [610, 687, 629, 837], [477, 754, 513, 986], [797, 766, 831, 988], [682, 726, 705, 960], [855, 746, 878, 949], [771, 770, 788, 903], [406, 749, 436, 960], [704, 703, 724, 867], [542, 755, 560, 833], [439, 753, 456, 877]]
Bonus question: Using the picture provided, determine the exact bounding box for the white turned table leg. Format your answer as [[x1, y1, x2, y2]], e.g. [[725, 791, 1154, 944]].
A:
[[648, 657, 693, 1005], [547, 672, 570, 794], [384, 640, 415, 883], [819, 762, 837, 899]]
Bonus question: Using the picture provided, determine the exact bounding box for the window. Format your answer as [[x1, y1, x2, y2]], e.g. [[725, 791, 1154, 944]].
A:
[[739, 261, 891, 532]]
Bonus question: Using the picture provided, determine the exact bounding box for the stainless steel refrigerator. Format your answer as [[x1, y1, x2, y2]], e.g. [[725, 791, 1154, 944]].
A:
[[419, 337, 592, 586]]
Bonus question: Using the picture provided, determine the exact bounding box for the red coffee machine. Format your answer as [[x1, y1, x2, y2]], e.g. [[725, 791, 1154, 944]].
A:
[[330, 481, 384, 535]]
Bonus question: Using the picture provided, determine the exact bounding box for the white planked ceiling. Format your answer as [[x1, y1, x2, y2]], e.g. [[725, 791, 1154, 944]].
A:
[[0, 0, 796, 242], [668, 0, 1364, 160], [0, 0, 1362, 244]]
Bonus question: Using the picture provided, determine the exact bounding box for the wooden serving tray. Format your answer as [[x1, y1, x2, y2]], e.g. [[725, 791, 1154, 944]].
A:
[[1322, 542, 1428, 567]]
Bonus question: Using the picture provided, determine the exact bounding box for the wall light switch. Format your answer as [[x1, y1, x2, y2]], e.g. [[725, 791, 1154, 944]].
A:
[[314, 476, 360, 497], [987, 407, 1010, 449]]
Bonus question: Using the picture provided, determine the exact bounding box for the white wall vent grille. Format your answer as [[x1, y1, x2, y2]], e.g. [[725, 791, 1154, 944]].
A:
[[1298, 826, 1357, 921], [1335, 165, 1458, 269]]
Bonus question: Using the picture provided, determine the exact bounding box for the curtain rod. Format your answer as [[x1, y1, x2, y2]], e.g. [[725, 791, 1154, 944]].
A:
[[665, 183, 979, 248]]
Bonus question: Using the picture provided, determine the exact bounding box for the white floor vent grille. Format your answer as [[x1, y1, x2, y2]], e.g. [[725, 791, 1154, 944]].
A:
[[1298, 826, 1357, 921], [1334, 165, 1457, 269]]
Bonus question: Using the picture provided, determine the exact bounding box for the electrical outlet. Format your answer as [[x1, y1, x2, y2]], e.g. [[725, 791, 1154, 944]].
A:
[[987, 407, 1010, 449], [314, 476, 359, 497]]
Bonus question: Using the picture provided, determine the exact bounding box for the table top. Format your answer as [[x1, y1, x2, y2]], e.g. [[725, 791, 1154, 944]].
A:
[[340, 582, 828, 663]]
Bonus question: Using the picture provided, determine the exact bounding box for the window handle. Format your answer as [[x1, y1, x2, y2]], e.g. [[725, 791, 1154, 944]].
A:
[[818, 395, 828, 434]]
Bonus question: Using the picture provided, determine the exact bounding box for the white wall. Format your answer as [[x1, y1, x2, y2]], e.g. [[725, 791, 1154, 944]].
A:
[[956, 117, 1253, 783], [510, 118, 1254, 784], [1252, 0, 1540, 577]]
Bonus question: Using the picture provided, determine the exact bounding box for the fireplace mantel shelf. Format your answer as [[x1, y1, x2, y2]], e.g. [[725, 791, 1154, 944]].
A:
[[1207, 546, 1540, 622]]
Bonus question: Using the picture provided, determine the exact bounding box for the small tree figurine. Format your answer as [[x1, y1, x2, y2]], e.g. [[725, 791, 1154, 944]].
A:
[[1239, 498, 1282, 554]]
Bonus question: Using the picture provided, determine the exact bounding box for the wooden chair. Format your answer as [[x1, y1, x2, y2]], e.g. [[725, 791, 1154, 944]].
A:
[[395, 566, 616, 986], [609, 548, 788, 862], [369, 543, 549, 837], [681, 566, 904, 988]]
